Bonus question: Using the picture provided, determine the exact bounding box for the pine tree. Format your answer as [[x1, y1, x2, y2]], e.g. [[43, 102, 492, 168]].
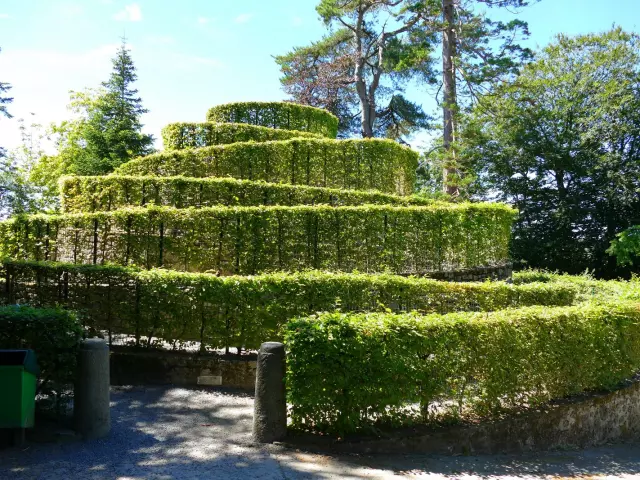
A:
[[100, 39, 154, 167]]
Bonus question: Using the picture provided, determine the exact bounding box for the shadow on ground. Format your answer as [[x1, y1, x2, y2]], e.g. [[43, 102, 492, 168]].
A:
[[0, 386, 639, 479]]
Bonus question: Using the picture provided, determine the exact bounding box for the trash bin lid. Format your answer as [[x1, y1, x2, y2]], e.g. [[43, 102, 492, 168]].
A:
[[0, 349, 40, 375]]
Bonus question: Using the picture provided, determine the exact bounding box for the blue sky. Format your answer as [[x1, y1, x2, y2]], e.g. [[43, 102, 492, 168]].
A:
[[0, 0, 639, 153]]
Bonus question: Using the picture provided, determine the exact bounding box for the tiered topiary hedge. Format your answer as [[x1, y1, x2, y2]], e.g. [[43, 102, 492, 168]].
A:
[[206, 101, 339, 138], [0, 203, 515, 274], [115, 138, 419, 195], [59, 175, 435, 212], [162, 122, 321, 150], [0, 260, 578, 350], [0, 101, 520, 355]]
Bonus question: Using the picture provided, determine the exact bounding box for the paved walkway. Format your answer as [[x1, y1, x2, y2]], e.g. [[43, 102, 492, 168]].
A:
[[1, 387, 640, 479]]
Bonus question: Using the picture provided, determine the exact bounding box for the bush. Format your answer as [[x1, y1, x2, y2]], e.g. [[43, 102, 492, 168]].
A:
[[162, 122, 320, 150], [206, 102, 339, 138], [0, 259, 578, 351], [285, 302, 640, 434], [0, 203, 516, 275], [59, 175, 435, 213], [0, 305, 83, 408], [115, 138, 418, 196]]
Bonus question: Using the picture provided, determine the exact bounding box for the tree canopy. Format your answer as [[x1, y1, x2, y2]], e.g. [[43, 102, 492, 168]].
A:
[[33, 41, 154, 192], [462, 28, 640, 277], [275, 0, 435, 140]]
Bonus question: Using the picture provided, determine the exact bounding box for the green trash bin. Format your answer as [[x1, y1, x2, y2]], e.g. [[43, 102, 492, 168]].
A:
[[0, 350, 39, 429]]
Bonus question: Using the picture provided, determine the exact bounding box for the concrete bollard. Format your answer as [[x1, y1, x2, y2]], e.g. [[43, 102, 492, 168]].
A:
[[75, 338, 111, 440], [253, 342, 287, 443]]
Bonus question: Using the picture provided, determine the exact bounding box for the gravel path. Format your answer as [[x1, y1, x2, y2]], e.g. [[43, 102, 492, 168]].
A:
[[1, 386, 640, 479]]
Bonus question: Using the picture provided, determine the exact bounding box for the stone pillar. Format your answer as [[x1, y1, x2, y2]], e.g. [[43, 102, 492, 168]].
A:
[[253, 342, 286, 443], [75, 338, 110, 440]]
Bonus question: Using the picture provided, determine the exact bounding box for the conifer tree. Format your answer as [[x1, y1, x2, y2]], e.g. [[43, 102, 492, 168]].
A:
[[100, 39, 154, 165]]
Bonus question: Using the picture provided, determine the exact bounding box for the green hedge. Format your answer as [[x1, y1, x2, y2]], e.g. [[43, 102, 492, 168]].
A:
[[206, 102, 339, 138], [285, 302, 640, 434], [0, 305, 83, 409], [0, 204, 516, 275], [115, 138, 418, 196], [162, 122, 321, 150], [512, 270, 640, 304], [60, 175, 435, 213], [0, 260, 578, 351]]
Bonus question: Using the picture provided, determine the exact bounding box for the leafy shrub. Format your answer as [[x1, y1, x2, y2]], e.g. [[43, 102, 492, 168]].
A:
[[206, 101, 339, 138], [115, 137, 418, 195], [59, 175, 435, 213], [608, 225, 640, 266], [0, 260, 578, 351], [285, 302, 640, 434], [0, 204, 516, 275], [0, 305, 83, 407], [162, 122, 320, 150]]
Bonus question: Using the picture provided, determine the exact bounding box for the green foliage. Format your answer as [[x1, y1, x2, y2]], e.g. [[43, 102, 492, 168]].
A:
[[116, 137, 419, 195], [608, 226, 640, 267], [59, 175, 436, 213], [0, 259, 578, 351], [462, 28, 640, 276], [0, 203, 516, 275], [31, 42, 154, 190], [285, 301, 640, 434], [206, 102, 339, 138], [276, 2, 434, 139], [0, 305, 83, 407], [162, 122, 320, 150]]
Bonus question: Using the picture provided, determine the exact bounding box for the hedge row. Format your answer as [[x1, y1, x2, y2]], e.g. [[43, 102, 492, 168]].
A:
[[0, 204, 516, 275], [0, 305, 83, 409], [285, 302, 640, 434], [162, 122, 320, 150], [115, 138, 418, 196], [0, 260, 578, 351], [60, 175, 435, 213], [206, 101, 339, 138], [512, 270, 640, 304]]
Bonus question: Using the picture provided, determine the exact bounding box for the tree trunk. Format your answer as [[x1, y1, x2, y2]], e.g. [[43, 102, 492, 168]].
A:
[[442, 0, 459, 196]]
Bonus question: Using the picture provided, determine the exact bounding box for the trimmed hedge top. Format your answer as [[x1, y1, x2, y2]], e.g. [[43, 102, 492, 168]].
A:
[[206, 102, 339, 138], [60, 175, 435, 213], [115, 138, 418, 196], [0, 203, 516, 275], [162, 122, 321, 150]]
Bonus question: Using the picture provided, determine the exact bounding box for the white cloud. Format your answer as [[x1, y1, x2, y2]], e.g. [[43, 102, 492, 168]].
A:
[[0, 13, 10, 19], [113, 3, 142, 22], [197, 16, 211, 25], [292, 16, 303, 27], [234, 13, 253, 24]]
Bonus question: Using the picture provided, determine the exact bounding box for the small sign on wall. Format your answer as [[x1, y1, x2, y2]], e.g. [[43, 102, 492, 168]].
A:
[[197, 375, 222, 386]]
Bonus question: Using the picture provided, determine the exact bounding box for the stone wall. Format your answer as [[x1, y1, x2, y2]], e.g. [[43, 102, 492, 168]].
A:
[[110, 348, 256, 390], [424, 263, 513, 282], [286, 378, 640, 455]]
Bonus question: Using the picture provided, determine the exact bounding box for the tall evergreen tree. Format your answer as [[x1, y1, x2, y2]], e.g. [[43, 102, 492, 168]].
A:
[[429, 0, 537, 196], [33, 40, 154, 187], [100, 39, 154, 165]]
